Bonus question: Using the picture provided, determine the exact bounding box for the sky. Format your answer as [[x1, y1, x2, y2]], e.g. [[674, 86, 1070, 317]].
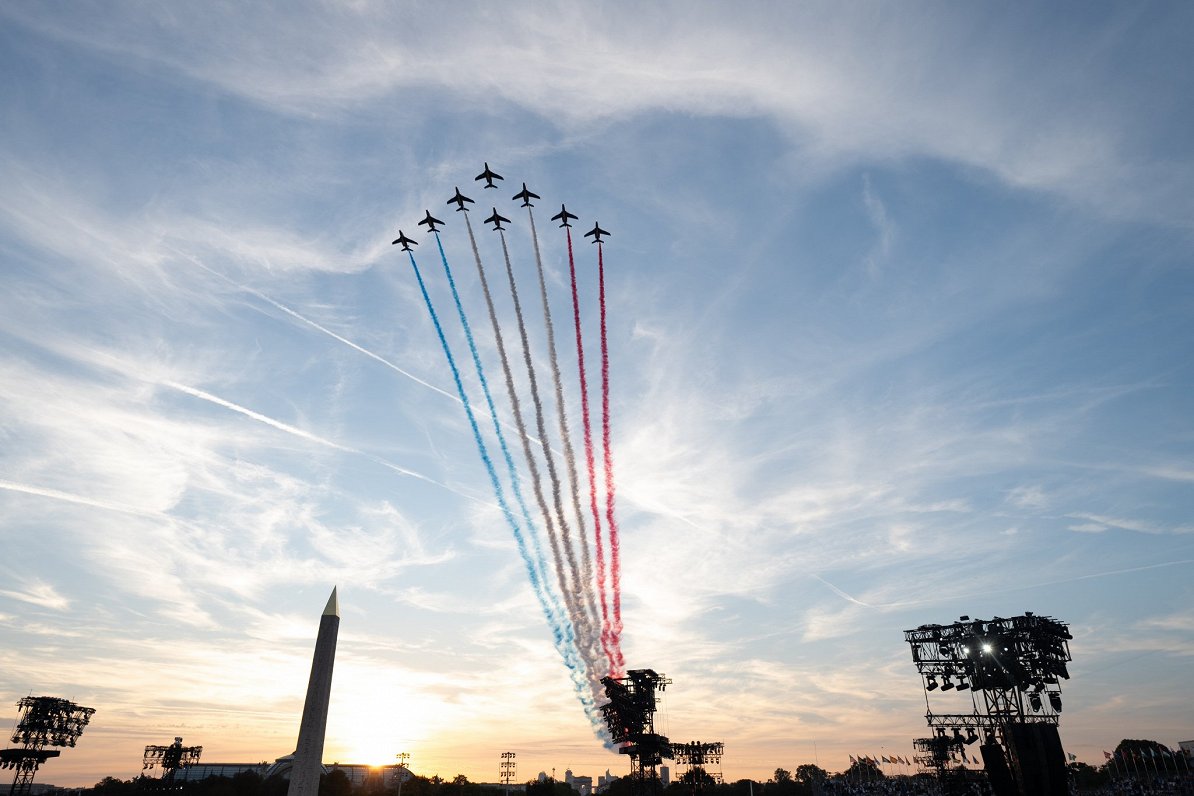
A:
[[1, 0, 1193, 787]]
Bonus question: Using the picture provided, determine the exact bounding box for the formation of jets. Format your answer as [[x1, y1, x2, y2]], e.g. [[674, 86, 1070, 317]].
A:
[[390, 165, 609, 250]]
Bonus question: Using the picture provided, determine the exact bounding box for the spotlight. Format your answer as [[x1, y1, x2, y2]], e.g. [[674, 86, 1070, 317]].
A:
[[981, 643, 993, 654], [956, 679, 970, 692], [953, 729, 965, 744], [1028, 692, 1043, 712], [926, 676, 939, 691], [941, 676, 955, 691], [1049, 692, 1063, 712], [965, 730, 979, 745]]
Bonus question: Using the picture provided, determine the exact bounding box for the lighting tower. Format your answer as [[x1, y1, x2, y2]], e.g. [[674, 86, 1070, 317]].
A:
[[396, 752, 411, 796], [142, 737, 203, 786], [0, 696, 96, 796], [600, 669, 672, 795], [499, 752, 516, 796], [671, 742, 724, 790], [905, 613, 1072, 796]]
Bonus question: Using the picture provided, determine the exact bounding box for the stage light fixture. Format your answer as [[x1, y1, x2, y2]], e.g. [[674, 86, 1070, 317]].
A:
[[1028, 692, 1042, 712], [981, 643, 993, 653], [965, 730, 979, 745], [956, 679, 970, 692], [941, 676, 955, 691], [1049, 693, 1062, 712], [926, 676, 938, 691]]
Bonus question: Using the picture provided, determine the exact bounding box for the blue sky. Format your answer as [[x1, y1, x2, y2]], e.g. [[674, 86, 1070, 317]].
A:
[[1, 0, 1192, 785]]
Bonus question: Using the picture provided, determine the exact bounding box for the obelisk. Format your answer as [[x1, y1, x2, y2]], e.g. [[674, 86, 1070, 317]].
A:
[[287, 587, 339, 796]]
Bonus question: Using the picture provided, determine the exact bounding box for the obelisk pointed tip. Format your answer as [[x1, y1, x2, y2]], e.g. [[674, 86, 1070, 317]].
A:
[[323, 587, 339, 618]]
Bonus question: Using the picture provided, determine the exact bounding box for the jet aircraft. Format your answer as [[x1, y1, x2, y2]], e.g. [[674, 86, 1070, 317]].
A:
[[485, 208, 511, 231], [447, 187, 474, 212], [551, 204, 578, 228], [475, 163, 503, 189], [391, 230, 417, 251], [418, 210, 445, 232], [584, 222, 610, 243], [512, 182, 540, 207]]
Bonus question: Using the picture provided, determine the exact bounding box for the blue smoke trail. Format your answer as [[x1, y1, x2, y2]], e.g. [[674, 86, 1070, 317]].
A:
[[405, 249, 591, 709]]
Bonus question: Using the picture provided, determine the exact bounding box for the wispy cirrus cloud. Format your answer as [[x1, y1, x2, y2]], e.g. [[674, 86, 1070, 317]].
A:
[[0, 579, 71, 611], [4, 3, 1189, 226]]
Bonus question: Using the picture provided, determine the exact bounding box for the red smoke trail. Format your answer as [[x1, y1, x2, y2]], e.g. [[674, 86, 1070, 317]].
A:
[[568, 227, 615, 675], [598, 241, 625, 675]]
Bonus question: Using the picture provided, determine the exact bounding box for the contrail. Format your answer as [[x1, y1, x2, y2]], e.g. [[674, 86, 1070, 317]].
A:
[[462, 212, 561, 627], [0, 479, 164, 520], [176, 248, 547, 445], [163, 381, 479, 501], [174, 249, 460, 406], [565, 226, 615, 674], [596, 240, 626, 673], [812, 558, 1194, 611], [403, 248, 592, 714], [527, 206, 604, 660]]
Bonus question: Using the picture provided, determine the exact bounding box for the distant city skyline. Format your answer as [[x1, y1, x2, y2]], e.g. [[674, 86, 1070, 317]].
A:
[[2, 1, 1193, 788]]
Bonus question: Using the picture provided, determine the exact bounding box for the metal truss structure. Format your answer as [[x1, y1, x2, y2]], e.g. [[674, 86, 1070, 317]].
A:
[[914, 734, 962, 774], [499, 752, 516, 789], [601, 670, 672, 794], [0, 697, 96, 796], [143, 737, 203, 785], [672, 742, 724, 789], [905, 613, 1072, 789]]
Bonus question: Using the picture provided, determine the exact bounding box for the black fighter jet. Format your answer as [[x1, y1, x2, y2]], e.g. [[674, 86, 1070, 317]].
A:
[[551, 204, 578, 228], [512, 182, 540, 207], [418, 210, 445, 233], [584, 223, 610, 243], [475, 163, 503, 189], [485, 208, 511, 231], [391, 230, 417, 251], [447, 187, 474, 212]]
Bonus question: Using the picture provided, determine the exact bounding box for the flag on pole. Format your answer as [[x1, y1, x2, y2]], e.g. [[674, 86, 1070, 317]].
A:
[[1068, 753, 1077, 762], [1104, 751, 1112, 760]]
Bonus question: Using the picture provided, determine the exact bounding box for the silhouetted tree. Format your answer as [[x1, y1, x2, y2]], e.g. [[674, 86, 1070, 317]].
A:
[[792, 766, 825, 785], [842, 759, 883, 781], [319, 769, 352, 796], [525, 779, 572, 796], [93, 776, 139, 796], [1067, 761, 1108, 791], [770, 771, 791, 785]]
